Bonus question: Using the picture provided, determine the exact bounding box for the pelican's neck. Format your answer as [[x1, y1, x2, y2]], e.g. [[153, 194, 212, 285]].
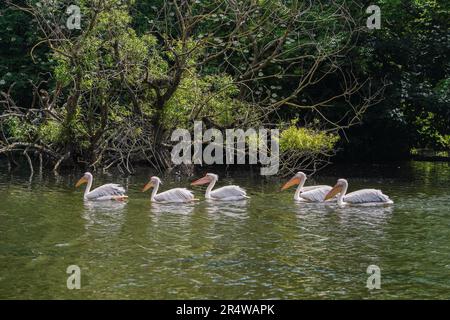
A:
[[84, 175, 93, 199], [151, 180, 160, 201], [337, 181, 348, 206], [205, 179, 216, 199], [294, 178, 306, 201]]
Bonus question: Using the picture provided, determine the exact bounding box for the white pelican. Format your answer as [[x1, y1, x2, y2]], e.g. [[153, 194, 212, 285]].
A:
[[324, 178, 393, 206], [281, 171, 333, 202], [75, 172, 128, 201], [191, 173, 249, 201], [142, 176, 196, 203]]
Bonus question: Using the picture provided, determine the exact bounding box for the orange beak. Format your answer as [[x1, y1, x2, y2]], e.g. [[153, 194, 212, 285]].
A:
[[142, 181, 154, 192], [281, 176, 301, 191], [191, 176, 211, 186], [324, 184, 342, 201], [75, 176, 88, 187]]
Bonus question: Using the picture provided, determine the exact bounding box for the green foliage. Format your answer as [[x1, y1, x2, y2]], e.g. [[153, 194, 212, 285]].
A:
[[280, 124, 339, 154], [1, 0, 448, 170], [339, 0, 450, 160], [163, 73, 245, 129], [4, 116, 36, 140], [31, 0, 261, 166], [38, 120, 63, 144], [0, 1, 53, 105], [414, 112, 450, 149]]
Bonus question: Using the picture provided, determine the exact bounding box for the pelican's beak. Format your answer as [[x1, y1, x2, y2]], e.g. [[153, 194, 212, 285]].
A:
[[75, 176, 88, 187], [324, 184, 342, 201], [281, 176, 301, 191], [191, 176, 210, 186], [142, 181, 154, 192]]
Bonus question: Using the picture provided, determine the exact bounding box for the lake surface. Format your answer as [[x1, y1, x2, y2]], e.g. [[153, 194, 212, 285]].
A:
[[0, 161, 449, 299]]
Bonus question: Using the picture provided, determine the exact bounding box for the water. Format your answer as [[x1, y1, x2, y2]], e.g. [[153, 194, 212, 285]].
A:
[[0, 161, 449, 299]]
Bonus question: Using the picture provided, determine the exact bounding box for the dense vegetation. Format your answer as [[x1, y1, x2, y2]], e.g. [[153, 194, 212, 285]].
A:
[[0, 0, 448, 175], [339, 0, 449, 161]]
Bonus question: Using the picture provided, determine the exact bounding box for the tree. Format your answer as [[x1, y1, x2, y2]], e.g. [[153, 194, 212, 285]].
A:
[[339, 0, 449, 161], [0, 0, 385, 175]]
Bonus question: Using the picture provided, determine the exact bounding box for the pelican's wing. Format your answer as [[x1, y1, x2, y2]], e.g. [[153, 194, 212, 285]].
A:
[[344, 189, 392, 204], [300, 186, 332, 202], [301, 185, 331, 193], [210, 185, 248, 200], [154, 188, 194, 202], [86, 183, 126, 200]]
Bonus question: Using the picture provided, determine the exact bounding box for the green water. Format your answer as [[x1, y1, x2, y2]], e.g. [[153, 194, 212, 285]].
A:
[[0, 161, 449, 299]]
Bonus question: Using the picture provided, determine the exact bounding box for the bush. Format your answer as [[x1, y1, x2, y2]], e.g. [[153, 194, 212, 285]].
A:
[[280, 125, 339, 154]]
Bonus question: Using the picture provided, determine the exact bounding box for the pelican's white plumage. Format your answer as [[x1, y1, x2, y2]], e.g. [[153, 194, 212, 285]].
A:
[[299, 185, 333, 202], [76, 172, 128, 201], [143, 176, 195, 203], [192, 173, 248, 201], [84, 184, 126, 201], [209, 185, 248, 201], [325, 178, 393, 206], [301, 185, 331, 192], [281, 172, 332, 202], [343, 189, 391, 204], [153, 188, 195, 203]]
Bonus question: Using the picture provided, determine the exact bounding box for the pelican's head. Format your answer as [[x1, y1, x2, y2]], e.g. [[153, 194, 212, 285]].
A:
[[75, 172, 92, 187], [142, 176, 162, 192], [324, 178, 348, 200], [191, 173, 218, 186], [281, 171, 307, 191]]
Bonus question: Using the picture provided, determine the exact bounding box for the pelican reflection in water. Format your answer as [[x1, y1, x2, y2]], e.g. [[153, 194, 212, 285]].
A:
[[204, 199, 249, 219], [82, 200, 127, 234], [150, 201, 195, 216]]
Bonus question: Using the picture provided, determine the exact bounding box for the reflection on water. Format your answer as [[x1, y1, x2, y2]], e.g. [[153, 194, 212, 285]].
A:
[[150, 202, 195, 216], [0, 161, 449, 299], [205, 199, 249, 219], [293, 202, 394, 221], [293, 200, 336, 214], [82, 200, 127, 235], [83, 199, 128, 213]]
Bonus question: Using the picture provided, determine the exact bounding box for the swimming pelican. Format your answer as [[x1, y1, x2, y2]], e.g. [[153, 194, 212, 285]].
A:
[[281, 171, 333, 202], [191, 173, 249, 201], [75, 172, 128, 201], [324, 178, 393, 206], [142, 176, 195, 203]]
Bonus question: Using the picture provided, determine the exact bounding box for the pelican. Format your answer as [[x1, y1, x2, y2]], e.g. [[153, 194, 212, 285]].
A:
[[142, 176, 196, 203], [324, 178, 393, 206], [75, 172, 128, 201], [191, 173, 249, 201], [281, 171, 333, 202]]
